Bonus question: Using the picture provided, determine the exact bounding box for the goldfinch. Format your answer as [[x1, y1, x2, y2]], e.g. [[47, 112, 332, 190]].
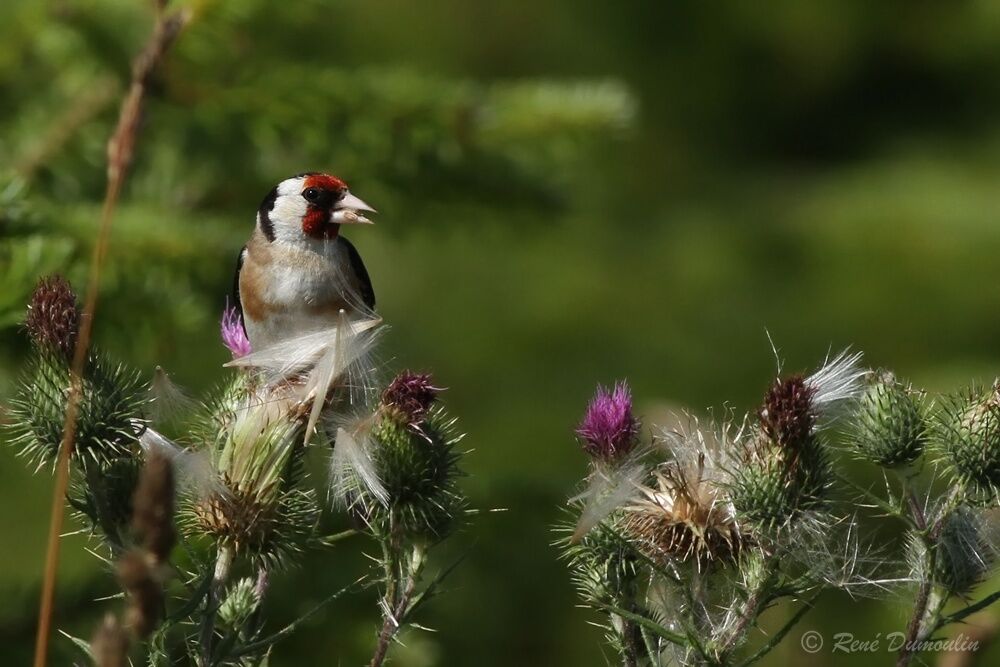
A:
[[233, 172, 377, 352]]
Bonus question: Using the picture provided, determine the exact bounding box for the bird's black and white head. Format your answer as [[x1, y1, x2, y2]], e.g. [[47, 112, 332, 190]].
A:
[[256, 172, 376, 245]]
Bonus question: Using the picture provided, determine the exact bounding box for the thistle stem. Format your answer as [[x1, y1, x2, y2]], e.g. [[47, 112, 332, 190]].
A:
[[369, 545, 425, 667], [199, 545, 234, 666], [721, 558, 778, 657]]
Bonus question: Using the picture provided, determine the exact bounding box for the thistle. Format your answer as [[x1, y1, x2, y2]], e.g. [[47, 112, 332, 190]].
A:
[[576, 381, 639, 464], [356, 371, 465, 542], [907, 508, 996, 596], [557, 351, 902, 667], [934, 385, 1000, 498], [850, 370, 926, 467], [624, 458, 743, 569], [6, 277, 149, 472], [220, 303, 251, 358], [25, 274, 80, 359], [184, 376, 319, 569]]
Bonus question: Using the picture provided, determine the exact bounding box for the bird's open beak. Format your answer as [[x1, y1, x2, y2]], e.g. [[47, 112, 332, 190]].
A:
[[331, 191, 376, 225]]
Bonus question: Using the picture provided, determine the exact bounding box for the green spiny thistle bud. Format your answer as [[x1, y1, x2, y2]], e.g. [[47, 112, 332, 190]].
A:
[[6, 351, 147, 470], [907, 509, 994, 595], [360, 388, 465, 542], [559, 516, 638, 606], [219, 577, 260, 630], [729, 372, 834, 536], [935, 386, 1000, 497], [67, 455, 142, 549], [25, 275, 80, 360], [728, 431, 830, 536], [850, 371, 926, 467]]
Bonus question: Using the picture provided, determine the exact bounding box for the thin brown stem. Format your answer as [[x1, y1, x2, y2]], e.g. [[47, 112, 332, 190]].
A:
[[369, 546, 425, 667], [30, 8, 189, 667]]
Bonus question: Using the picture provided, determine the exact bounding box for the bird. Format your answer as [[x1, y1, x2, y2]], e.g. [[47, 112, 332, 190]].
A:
[[233, 172, 378, 352]]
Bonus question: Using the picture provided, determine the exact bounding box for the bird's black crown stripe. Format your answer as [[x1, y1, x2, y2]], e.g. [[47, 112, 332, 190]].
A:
[[258, 185, 279, 242]]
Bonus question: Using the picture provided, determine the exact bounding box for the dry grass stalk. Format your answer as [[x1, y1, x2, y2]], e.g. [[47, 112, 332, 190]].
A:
[[32, 6, 191, 666]]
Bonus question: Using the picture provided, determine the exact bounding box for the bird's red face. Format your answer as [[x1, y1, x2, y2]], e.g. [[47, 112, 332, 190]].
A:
[[257, 172, 377, 245], [299, 173, 376, 240]]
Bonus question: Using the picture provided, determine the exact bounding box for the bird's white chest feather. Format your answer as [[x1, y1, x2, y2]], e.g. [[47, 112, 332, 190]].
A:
[[245, 241, 356, 349]]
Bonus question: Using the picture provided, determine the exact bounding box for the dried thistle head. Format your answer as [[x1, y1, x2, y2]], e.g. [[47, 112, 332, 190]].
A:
[[381, 370, 440, 425], [90, 613, 129, 667], [576, 381, 639, 463], [25, 274, 80, 359], [625, 459, 743, 569], [182, 379, 319, 569], [131, 450, 176, 562], [117, 549, 163, 639]]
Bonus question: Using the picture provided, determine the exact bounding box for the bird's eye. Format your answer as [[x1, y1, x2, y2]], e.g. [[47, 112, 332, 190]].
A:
[[303, 187, 320, 203]]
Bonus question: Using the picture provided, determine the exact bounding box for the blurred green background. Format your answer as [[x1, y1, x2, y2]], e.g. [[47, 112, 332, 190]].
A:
[[3, 0, 1000, 664]]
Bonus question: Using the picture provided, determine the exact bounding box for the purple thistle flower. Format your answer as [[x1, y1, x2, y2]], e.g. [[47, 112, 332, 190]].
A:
[[382, 371, 441, 424], [220, 303, 251, 358], [576, 381, 639, 462]]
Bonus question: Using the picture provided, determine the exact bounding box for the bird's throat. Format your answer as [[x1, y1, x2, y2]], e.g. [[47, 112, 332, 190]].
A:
[[302, 208, 339, 239]]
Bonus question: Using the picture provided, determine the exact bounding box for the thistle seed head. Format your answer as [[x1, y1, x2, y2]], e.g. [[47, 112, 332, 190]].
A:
[[25, 275, 81, 359], [624, 462, 743, 569], [195, 485, 276, 555], [576, 381, 639, 463], [850, 371, 926, 468]]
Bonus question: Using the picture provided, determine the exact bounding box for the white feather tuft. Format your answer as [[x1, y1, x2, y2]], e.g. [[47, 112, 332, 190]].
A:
[[571, 459, 646, 542], [330, 420, 388, 508], [225, 315, 384, 444], [138, 425, 221, 498], [806, 349, 868, 418], [148, 366, 196, 425]]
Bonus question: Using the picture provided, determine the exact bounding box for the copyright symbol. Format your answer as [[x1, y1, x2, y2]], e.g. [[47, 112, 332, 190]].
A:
[[801, 630, 823, 653]]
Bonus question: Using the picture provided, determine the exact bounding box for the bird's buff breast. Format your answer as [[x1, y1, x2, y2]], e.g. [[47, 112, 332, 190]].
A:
[[241, 243, 357, 349]]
